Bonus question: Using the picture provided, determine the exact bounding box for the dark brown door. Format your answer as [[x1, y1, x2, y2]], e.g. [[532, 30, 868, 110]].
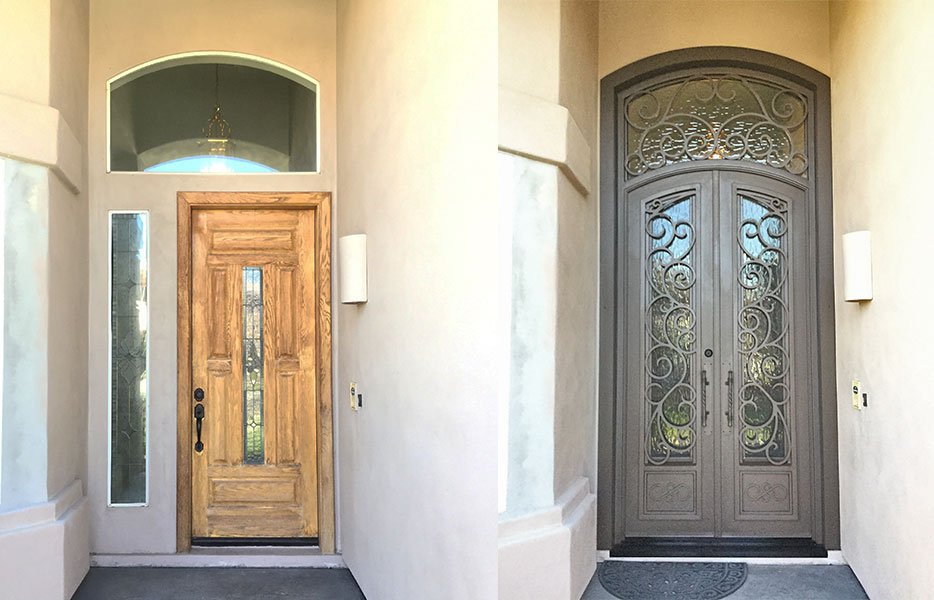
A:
[[623, 169, 812, 538]]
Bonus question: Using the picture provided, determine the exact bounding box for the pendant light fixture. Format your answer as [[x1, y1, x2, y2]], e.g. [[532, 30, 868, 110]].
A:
[[201, 64, 232, 156]]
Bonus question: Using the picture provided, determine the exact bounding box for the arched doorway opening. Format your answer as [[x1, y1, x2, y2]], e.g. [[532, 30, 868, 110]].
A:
[[597, 47, 839, 556]]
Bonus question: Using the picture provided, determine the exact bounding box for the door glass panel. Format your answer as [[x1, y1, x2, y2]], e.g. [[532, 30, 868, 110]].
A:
[[110, 212, 149, 505], [242, 267, 265, 464], [737, 193, 791, 465], [645, 192, 697, 464], [624, 74, 808, 178]]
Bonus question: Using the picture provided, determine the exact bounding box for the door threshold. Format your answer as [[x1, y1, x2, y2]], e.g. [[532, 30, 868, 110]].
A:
[[611, 537, 827, 558], [598, 550, 846, 566], [192, 537, 319, 547], [91, 548, 345, 568]]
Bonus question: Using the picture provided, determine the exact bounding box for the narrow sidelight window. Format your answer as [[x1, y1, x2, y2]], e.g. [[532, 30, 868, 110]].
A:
[[109, 212, 149, 505]]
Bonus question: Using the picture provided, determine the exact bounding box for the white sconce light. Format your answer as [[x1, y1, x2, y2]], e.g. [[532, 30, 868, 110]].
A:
[[842, 231, 872, 302], [339, 234, 367, 304]]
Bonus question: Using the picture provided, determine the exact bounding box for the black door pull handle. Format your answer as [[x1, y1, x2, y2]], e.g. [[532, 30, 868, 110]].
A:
[[194, 402, 205, 452]]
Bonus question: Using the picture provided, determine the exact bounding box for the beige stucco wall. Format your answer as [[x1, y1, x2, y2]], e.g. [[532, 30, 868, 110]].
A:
[[598, 0, 831, 77], [86, 0, 337, 554], [47, 0, 89, 504], [0, 1, 90, 597], [830, 2, 934, 598], [336, 1, 500, 598], [499, 2, 599, 599]]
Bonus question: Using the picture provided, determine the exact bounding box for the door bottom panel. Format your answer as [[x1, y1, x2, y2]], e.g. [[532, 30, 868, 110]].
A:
[[611, 537, 827, 558]]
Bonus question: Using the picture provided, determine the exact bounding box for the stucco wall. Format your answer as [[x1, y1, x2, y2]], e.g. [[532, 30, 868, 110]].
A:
[[598, 0, 831, 78], [336, 1, 500, 598], [554, 0, 598, 501], [47, 0, 89, 504], [830, 2, 934, 598], [86, 0, 337, 554]]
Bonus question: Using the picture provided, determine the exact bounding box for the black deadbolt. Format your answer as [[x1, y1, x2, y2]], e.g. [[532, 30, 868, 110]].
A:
[[194, 387, 204, 401], [704, 348, 713, 358]]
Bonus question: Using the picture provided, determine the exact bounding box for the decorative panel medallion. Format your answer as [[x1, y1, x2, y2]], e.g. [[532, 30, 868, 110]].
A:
[[644, 471, 697, 514], [644, 191, 697, 465], [242, 266, 265, 465], [737, 192, 792, 465], [739, 471, 793, 515], [624, 74, 808, 178]]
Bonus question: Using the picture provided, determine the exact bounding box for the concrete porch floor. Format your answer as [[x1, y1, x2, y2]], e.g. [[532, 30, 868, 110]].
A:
[[582, 564, 868, 600], [72, 567, 366, 599]]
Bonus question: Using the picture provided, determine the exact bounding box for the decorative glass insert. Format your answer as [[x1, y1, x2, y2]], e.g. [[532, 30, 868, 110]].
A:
[[737, 193, 791, 465], [110, 212, 149, 504], [624, 74, 808, 178], [645, 191, 697, 465], [242, 267, 265, 464]]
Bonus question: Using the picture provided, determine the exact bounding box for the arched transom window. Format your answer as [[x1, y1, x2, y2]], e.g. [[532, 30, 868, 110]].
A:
[[623, 72, 809, 178], [109, 54, 319, 173]]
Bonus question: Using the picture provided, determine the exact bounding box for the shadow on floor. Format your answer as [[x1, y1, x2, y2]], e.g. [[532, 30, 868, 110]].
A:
[[582, 564, 868, 600], [73, 567, 366, 600]]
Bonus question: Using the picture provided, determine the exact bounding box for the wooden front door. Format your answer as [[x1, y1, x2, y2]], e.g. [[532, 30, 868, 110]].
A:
[[179, 193, 333, 548]]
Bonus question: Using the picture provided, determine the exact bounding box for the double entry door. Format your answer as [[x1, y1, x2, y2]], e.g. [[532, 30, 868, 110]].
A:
[[622, 169, 812, 539]]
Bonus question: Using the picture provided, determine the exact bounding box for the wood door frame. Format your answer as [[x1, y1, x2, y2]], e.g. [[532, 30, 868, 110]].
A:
[[597, 47, 839, 552], [176, 191, 334, 553]]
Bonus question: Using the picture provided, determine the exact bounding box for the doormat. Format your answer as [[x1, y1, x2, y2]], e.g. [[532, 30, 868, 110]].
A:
[[598, 561, 747, 600]]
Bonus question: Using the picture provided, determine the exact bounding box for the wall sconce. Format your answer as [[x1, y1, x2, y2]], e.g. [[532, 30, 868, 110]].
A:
[[842, 231, 872, 302], [339, 234, 367, 304]]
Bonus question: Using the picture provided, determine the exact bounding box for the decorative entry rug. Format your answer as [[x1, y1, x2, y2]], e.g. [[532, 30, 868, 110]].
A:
[[598, 561, 748, 600]]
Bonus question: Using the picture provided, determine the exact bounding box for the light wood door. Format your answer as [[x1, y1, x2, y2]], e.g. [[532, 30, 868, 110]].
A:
[[191, 208, 318, 538], [622, 169, 812, 539]]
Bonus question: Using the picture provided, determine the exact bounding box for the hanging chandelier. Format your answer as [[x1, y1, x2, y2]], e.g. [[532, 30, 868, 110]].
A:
[[201, 64, 231, 155]]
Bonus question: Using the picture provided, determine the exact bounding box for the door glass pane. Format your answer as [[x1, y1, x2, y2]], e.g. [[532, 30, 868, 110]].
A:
[[110, 212, 149, 505], [645, 192, 697, 464], [242, 267, 265, 464], [624, 74, 808, 178], [737, 193, 791, 465]]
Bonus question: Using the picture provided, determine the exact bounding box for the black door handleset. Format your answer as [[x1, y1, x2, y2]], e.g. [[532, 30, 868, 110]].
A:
[[194, 387, 205, 453]]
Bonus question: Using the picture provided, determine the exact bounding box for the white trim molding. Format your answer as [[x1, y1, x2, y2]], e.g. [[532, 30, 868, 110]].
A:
[[0, 93, 83, 193], [498, 86, 592, 195]]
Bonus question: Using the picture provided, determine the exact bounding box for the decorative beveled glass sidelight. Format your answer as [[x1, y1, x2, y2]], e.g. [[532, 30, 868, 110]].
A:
[[110, 212, 149, 505], [624, 74, 808, 178], [242, 267, 265, 465], [737, 193, 792, 465], [644, 191, 698, 465]]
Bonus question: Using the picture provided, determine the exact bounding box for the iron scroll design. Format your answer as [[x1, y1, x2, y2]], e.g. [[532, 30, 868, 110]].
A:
[[644, 190, 697, 465], [623, 74, 809, 178], [736, 191, 792, 466]]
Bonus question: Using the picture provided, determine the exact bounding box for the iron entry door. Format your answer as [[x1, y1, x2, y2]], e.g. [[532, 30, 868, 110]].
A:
[[622, 169, 812, 538]]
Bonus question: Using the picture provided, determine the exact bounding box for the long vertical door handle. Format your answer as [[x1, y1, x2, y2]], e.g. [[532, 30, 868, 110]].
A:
[[724, 370, 734, 428], [700, 369, 710, 427]]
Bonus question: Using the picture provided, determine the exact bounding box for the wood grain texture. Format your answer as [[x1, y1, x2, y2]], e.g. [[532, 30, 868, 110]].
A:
[[177, 192, 334, 552]]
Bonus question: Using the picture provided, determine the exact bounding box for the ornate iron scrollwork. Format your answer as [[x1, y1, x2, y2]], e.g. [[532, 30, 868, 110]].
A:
[[624, 74, 809, 178], [736, 192, 792, 466], [644, 191, 697, 465]]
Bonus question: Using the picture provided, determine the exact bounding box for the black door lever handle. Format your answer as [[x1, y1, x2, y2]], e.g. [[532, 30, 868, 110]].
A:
[[194, 403, 205, 452]]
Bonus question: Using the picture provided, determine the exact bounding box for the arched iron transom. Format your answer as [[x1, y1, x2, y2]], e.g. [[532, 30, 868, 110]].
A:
[[623, 72, 809, 179]]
